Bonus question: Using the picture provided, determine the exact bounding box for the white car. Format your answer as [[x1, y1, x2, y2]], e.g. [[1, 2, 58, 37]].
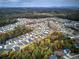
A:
[[0, 46, 2, 49]]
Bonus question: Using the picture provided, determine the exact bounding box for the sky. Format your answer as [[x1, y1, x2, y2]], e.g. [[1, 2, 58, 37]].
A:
[[0, 0, 79, 7]]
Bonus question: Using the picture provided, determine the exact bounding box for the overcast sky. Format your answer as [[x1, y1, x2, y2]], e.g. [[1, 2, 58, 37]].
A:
[[0, 0, 79, 7]]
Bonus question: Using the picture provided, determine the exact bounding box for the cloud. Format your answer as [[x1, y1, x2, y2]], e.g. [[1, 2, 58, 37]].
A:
[[0, 0, 79, 7], [0, 0, 34, 2], [0, 0, 19, 2], [0, 0, 79, 3]]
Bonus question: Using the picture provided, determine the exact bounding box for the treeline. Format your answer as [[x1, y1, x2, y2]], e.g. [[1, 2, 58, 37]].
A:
[[0, 11, 79, 22], [0, 32, 78, 59], [0, 25, 33, 44], [55, 12, 79, 21], [0, 16, 17, 27]]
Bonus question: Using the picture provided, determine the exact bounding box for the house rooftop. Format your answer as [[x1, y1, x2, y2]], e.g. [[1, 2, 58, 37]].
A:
[[49, 55, 58, 59]]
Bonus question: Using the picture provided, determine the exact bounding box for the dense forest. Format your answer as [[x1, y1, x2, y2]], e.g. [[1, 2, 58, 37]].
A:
[[0, 7, 79, 21], [0, 16, 18, 27]]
